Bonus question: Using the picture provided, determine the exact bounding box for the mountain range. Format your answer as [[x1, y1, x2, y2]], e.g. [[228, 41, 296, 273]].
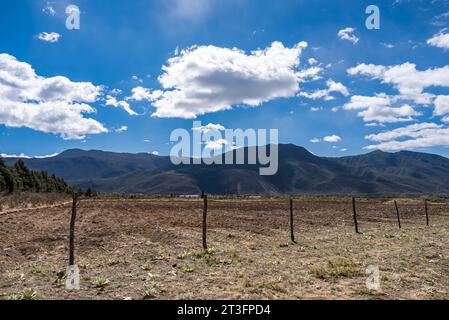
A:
[[5, 144, 449, 196]]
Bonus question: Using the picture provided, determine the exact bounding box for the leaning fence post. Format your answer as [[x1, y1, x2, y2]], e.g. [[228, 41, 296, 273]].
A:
[[352, 197, 360, 234], [289, 198, 296, 243], [69, 192, 77, 266], [202, 194, 208, 250], [394, 200, 401, 229], [425, 199, 429, 227]]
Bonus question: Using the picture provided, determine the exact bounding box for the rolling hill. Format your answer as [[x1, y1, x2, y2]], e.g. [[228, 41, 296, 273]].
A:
[[5, 145, 449, 196]]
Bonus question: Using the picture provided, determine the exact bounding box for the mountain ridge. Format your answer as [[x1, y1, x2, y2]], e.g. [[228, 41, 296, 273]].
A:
[[4, 144, 449, 196]]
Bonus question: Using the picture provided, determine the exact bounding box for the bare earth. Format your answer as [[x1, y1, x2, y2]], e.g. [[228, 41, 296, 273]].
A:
[[1, 197, 448, 300]]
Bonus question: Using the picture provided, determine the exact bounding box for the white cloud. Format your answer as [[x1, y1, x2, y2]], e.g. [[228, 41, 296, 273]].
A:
[[365, 122, 449, 151], [297, 66, 323, 82], [340, 148, 348, 152], [1, 152, 59, 159], [434, 95, 449, 116], [299, 79, 349, 100], [308, 58, 318, 65], [347, 62, 449, 104], [0, 53, 107, 140], [110, 88, 123, 95], [310, 107, 323, 112], [381, 43, 395, 49], [427, 31, 449, 50], [127, 86, 163, 102], [42, 3, 56, 16], [150, 151, 159, 156], [343, 94, 421, 123], [323, 135, 342, 143], [150, 41, 308, 118], [192, 123, 225, 134], [105, 95, 138, 116], [115, 126, 128, 133], [33, 153, 59, 159], [338, 27, 359, 44], [204, 138, 228, 150], [1, 153, 31, 159], [132, 75, 143, 83], [37, 32, 61, 43], [357, 104, 420, 123], [310, 138, 321, 143]]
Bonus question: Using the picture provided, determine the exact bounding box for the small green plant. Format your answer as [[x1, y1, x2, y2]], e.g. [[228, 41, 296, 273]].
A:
[[228, 249, 240, 262], [5, 294, 21, 300], [193, 248, 215, 259], [142, 263, 152, 271], [181, 264, 195, 273], [21, 288, 37, 300], [253, 281, 287, 294], [309, 258, 361, 280], [309, 266, 326, 279], [107, 259, 120, 266], [32, 264, 44, 274], [92, 277, 110, 289], [240, 276, 252, 288], [328, 258, 361, 279], [142, 289, 157, 300]]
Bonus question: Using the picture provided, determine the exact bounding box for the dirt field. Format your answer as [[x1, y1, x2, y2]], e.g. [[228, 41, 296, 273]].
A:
[[1, 196, 449, 300]]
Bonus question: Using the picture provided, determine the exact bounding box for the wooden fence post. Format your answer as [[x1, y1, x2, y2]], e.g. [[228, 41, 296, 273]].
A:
[[69, 193, 78, 266], [425, 199, 429, 227], [352, 197, 360, 234], [289, 198, 296, 243], [394, 200, 401, 229], [202, 194, 208, 250]]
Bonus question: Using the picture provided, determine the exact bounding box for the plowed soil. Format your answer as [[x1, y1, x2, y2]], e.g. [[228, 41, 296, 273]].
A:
[[1, 197, 449, 300]]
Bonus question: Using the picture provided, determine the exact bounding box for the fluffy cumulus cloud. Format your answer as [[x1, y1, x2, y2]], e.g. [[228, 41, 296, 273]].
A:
[[0, 53, 107, 140], [343, 94, 421, 123], [346, 61, 449, 150], [347, 62, 449, 104], [365, 123, 449, 151], [149, 41, 309, 118], [37, 32, 61, 43], [434, 95, 449, 116], [427, 30, 449, 50], [337, 28, 359, 44], [345, 62, 449, 125], [299, 79, 349, 100], [126, 86, 162, 102]]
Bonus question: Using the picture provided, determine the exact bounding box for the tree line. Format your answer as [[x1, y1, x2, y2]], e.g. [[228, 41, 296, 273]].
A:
[[0, 156, 69, 194]]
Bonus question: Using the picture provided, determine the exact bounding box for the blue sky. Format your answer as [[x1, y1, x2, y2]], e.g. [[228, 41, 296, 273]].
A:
[[1, 0, 449, 158]]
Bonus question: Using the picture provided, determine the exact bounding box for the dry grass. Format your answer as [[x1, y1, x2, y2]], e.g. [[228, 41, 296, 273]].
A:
[[1, 197, 449, 300]]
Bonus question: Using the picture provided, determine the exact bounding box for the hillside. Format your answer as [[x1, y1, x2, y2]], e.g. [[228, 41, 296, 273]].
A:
[[6, 145, 449, 196], [0, 157, 69, 194]]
